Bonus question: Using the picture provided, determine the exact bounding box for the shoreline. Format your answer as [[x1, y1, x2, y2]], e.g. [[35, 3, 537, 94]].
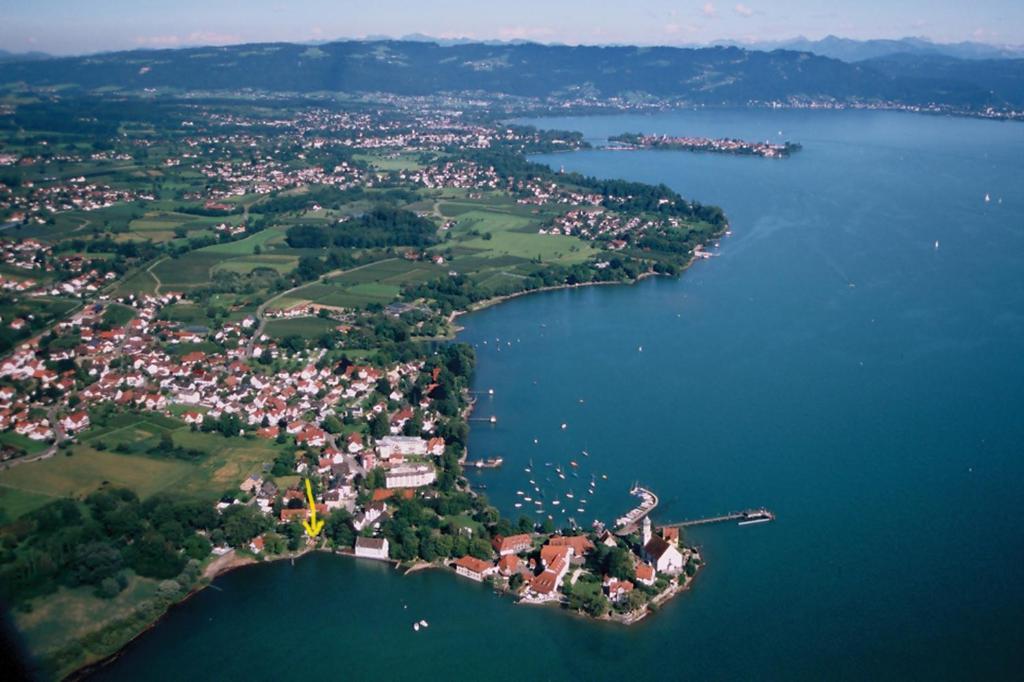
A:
[[67, 544, 401, 680], [64, 228, 722, 681]]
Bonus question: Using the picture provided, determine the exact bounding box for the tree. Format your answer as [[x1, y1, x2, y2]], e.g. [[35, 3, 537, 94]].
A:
[[126, 532, 186, 579], [605, 547, 635, 581], [221, 505, 269, 548], [369, 411, 390, 439], [71, 541, 123, 586], [468, 537, 492, 561], [324, 509, 355, 548], [182, 534, 212, 561], [321, 415, 343, 434]]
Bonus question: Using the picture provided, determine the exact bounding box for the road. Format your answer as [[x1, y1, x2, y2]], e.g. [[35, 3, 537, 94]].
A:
[[244, 257, 396, 359]]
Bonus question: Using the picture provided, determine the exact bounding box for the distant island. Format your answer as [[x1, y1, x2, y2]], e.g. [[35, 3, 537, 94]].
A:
[[608, 132, 803, 158]]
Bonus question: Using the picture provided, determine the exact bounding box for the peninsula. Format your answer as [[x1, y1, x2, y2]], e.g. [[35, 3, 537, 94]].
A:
[[0, 88, 728, 679], [608, 132, 803, 158]]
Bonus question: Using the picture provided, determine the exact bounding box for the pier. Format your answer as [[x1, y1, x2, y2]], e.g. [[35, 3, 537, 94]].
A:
[[659, 508, 775, 529], [464, 457, 504, 469], [613, 485, 659, 533]]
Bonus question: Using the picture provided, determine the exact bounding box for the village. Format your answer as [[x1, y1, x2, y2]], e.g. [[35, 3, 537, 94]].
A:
[[0, 277, 701, 620]]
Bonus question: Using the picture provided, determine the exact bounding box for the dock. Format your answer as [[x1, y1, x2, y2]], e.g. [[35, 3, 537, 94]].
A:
[[464, 457, 503, 469], [659, 508, 775, 529], [613, 485, 659, 534]]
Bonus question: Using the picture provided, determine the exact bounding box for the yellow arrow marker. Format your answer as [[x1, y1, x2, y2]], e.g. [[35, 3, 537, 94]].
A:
[[301, 478, 324, 538]]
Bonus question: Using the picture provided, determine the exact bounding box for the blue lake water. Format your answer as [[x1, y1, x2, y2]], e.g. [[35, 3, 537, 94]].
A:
[[93, 109, 1024, 680]]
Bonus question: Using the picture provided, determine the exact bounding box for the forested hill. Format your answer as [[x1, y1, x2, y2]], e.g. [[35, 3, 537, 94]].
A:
[[0, 40, 1021, 110]]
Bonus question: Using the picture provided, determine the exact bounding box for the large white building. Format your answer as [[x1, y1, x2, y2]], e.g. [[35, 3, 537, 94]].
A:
[[385, 463, 436, 489], [376, 436, 428, 459], [641, 517, 684, 574], [354, 536, 389, 560]]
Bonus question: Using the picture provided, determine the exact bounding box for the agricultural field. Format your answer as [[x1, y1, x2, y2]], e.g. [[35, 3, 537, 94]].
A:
[[264, 316, 339, 339], [282, 258, 445, 310], [352, 151, 431, 171], [212, 254, 297, 275], [0, 413, 289, 521], [436, 197, 594, 265]]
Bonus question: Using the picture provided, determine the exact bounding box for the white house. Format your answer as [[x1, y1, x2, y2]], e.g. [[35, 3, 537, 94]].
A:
[[354, 536, 389, 560], [453, 555, 497, 582], [61, 411, 90, 432]]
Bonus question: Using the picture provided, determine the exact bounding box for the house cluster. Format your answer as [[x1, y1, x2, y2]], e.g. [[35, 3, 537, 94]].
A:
[[617, 133, 798, 158], [195, 156, 364, 199], [446, 514, 696, 614], [0, 239, 50, 271], [0, 177, 144, 225]]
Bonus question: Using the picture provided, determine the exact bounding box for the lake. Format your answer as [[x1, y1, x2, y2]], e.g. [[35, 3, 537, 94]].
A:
[[92, 109, 1024, 681]]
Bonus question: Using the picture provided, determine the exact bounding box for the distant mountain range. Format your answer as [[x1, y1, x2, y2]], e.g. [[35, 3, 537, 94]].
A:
[[0, 39, 1020, 111], [0, 49, 50, 63], [716, 35, 1024, 62]]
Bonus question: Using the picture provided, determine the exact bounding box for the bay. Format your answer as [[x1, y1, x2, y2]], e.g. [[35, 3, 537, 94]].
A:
[[93, 109, 1024, 681]]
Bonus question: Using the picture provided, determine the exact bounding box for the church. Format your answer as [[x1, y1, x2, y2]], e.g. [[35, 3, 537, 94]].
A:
[[640, 516, 684, 575]]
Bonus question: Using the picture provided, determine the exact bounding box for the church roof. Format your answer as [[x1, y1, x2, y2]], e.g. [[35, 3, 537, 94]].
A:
[[644, 535, 672, 560]]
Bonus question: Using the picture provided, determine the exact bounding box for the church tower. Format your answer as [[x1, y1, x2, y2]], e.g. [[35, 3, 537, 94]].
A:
[[642, 515, 652, 546]]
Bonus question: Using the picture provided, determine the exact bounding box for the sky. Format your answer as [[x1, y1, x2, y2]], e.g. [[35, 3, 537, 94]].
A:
[[1, 0, 1022, 56]]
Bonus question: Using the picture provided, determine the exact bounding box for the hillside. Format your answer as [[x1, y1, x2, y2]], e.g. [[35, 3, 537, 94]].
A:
[[0, 39, 1021, 110]]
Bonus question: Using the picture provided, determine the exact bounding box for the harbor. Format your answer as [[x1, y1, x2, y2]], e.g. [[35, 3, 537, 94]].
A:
[[613, 485, 659, 533]]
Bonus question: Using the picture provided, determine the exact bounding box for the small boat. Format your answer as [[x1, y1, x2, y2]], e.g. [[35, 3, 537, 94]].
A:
[[934, 240, 939, 250], [582, 450, 589, 457], [561, 423, 567, 429], [569, 461, 578, 468], [524, 467, 531, 473], [558, 472, 566, 480], [524, 497, 532, 502], [552, 500, 561, 506], [985, 193, 991, 202], [534, 500, 542, 506], [638, 346, 643, 352], [565, 492, 574, 499], [514, 503, 522, 508], [577, 508, 585, 513], [529, 480, 536, 485], [601, 474, 608, 480], [420, 620, 429, 628], [413, 623, 420, 632], [516, 490, 524, 496]]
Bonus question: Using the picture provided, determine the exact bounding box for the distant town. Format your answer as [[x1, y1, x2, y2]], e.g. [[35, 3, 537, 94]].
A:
[[608, 132, 802, 158]]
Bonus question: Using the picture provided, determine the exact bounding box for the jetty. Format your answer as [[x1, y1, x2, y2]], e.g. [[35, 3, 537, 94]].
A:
[[464, 457, 504, 469], [659, 508, 775, 529], [613, 484, 659, 533]]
